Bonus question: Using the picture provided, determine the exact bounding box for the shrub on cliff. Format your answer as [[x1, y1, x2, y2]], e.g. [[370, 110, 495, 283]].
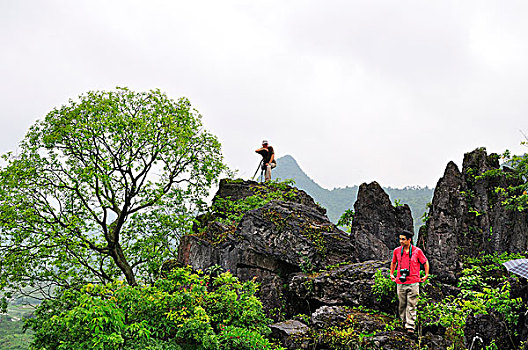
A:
[[26, 266, 285, 350], [489, 148, 528, 212]]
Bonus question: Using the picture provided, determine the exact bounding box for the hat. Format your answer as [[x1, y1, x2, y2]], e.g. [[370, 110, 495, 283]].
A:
[[262, 139, 269, 145]]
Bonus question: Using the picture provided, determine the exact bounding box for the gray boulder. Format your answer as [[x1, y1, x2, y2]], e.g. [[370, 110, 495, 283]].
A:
[[464, 312, 510, 350], [418, 160, 467, 282], [288, 260, 390, 313], [351, 181, 414, 262], [270, 320, 310, 349], [310, 305, 424, 350]]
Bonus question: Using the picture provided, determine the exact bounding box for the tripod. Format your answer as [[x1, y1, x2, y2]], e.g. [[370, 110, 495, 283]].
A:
[[252, 159, 265, 182]]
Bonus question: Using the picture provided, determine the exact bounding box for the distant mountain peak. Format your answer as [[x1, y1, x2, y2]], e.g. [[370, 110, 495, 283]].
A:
[[276, 154, 299, 166], [274, 155, 323, 191], [272, 155, 433, 232]]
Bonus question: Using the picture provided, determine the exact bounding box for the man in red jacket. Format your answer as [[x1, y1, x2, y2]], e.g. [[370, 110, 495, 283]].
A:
[[390, 230, 429, 334]]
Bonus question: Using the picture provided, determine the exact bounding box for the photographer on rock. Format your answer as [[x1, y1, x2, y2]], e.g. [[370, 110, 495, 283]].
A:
[[390, 230, 429, 334], [255, 139, 276, 182]]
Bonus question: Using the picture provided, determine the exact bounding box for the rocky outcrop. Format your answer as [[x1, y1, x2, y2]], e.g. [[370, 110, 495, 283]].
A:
[[308, 305, 450, 350], [177, 180, 353, 315], [272, 306, 437, 350], [417, 161, 467, 282], [270, 320, 310, 349], [351, 181, 414, 262], [418, 148, 528, 283], [214, 178, 326, 215], [288, 260, 389, 314], [464, 312, 510, 350]]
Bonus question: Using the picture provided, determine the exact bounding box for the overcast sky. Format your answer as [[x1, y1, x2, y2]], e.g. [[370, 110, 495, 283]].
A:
[[2, 1, 528, 189]]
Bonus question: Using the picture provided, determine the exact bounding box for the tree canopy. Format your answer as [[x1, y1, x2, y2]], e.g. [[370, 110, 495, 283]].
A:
[[0, 88, 227, 301]]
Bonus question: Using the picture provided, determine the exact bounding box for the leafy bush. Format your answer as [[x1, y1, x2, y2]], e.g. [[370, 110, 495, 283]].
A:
[[217, 325, 277, 349], [336, 209, 354, 230], [371, 270, 397, 304], [26, 266, 284, 350], [477, 146, 528, 212], [418, 252, 526, 349]]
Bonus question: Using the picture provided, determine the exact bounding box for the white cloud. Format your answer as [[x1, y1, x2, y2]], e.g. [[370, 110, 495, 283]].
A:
[[1, 0, 528, 188]]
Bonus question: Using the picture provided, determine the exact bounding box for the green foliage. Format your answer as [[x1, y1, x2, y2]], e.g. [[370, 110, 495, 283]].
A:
[[213, 196, 269, 228], [293, 313, 311, 325], [217, 325, 281, 350], [321, 261, 354, 272], [299, 222, 331, 257], [0, 87, 228, 296], [421, 202, 432, 225], [459, 252, 527, 290], [297, 253, 315, 274], [26, 266, 283, 350], [477, 146, 528, 212], [419, 295, 466, 349], [337, 209, 354, 230], [320, 325, 375, 349], [496, 149, 528, 211], [371, 270, 397, 304], [418, 252, 526, 349], [468, 209, 483, 217], [0, 306, 34, 350]]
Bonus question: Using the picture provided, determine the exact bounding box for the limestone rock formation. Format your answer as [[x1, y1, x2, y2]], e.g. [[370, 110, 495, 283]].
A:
[[351, 181, 414, 262], [177, 179, 353, 315], [464, 312, 510, 350], [419, 147, 528, 282], [269, 320, 310, 349], [417, 160, 467, 282], [288, 260, 389, 313], [308, 305, 450, 350], [214, 178, 326, 214]]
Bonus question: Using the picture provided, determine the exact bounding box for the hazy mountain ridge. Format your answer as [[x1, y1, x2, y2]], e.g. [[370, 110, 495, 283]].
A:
[[273, 155, 434, 232]]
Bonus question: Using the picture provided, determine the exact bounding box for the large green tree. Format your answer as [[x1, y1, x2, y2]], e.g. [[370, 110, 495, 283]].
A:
[[0, 88, 227, 300]]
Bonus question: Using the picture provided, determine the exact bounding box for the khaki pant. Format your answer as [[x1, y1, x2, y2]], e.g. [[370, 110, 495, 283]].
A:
[[264, 162, 276, 181], [397, 283, 419, 330]]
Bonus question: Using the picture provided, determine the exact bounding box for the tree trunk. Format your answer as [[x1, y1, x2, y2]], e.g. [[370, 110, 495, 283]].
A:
[[112, 242, 137, 286]]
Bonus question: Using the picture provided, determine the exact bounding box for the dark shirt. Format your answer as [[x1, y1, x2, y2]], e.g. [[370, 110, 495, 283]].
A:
[[262, 146, 275, 164]]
